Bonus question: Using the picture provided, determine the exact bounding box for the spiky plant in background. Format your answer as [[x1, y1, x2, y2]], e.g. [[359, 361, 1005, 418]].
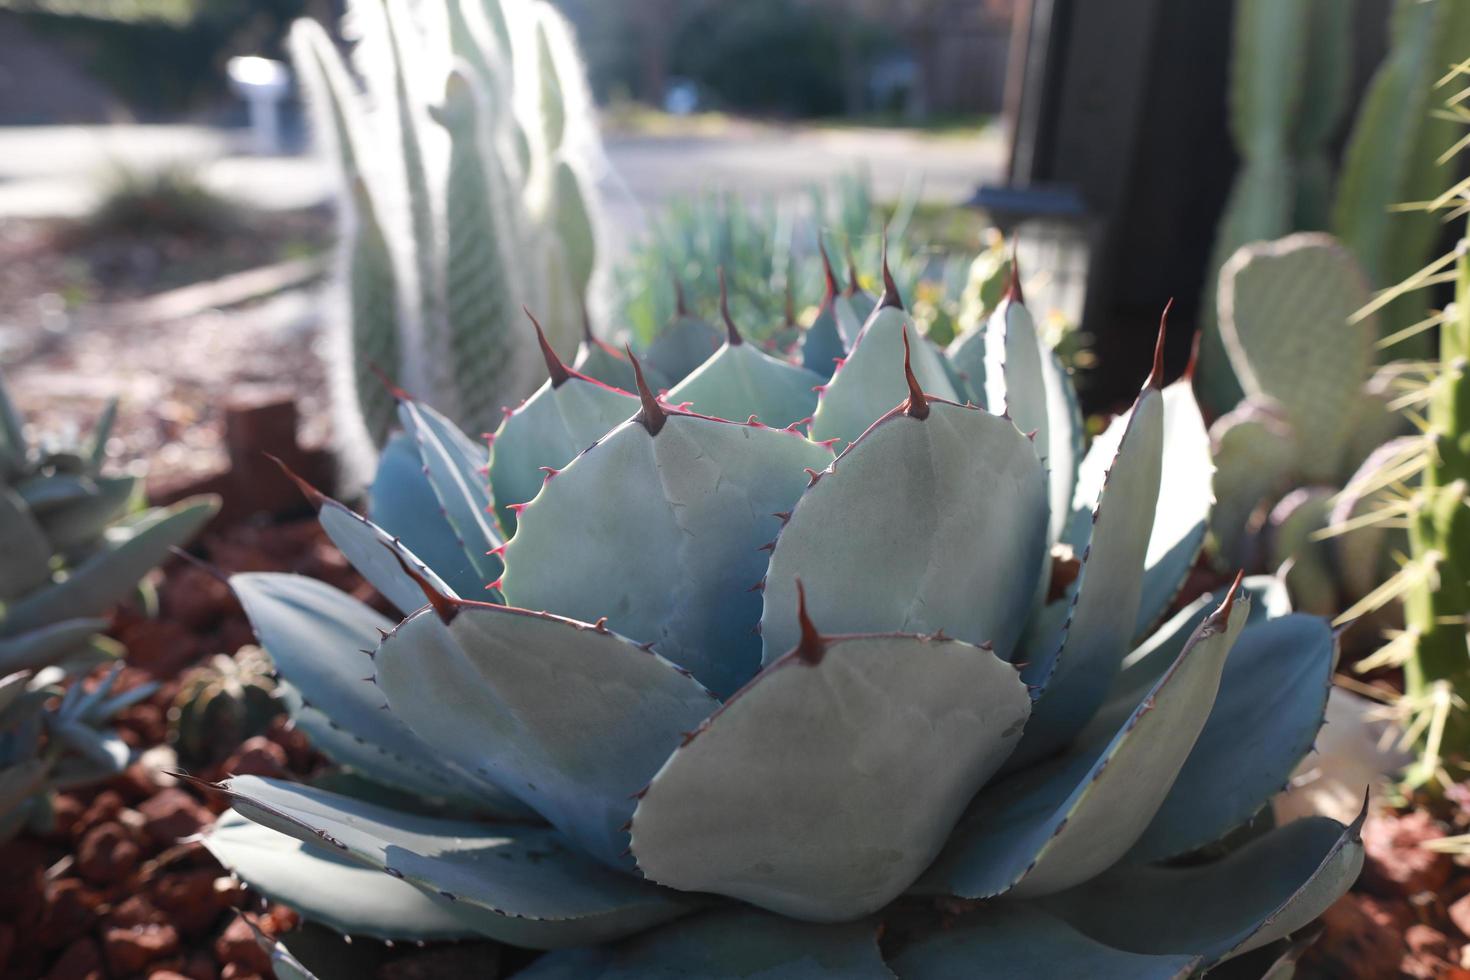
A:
[[291, 0, 604, 459], [1195, 0, 1470, 415], [1334, 63, 1470, 790], [198, 248, 1356, 976], [1208, 233, 1409, 617], [0, 372, 218, 839]]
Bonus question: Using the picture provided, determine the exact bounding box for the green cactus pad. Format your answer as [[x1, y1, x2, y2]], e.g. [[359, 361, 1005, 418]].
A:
[[1209, 400, 1298, 567], [926, 590, 1248, 900], [630, 630, 1029, 921], [1128, 613, 1335, 862], [1267, 488, 1338, 617], [502, 413, 830, 698], [809, 306, 961, 450], [1040, 810, 1365, 964], [376, 602, 717, 870], [761, 401, 1047, 664], [216, 775, 698, 949]]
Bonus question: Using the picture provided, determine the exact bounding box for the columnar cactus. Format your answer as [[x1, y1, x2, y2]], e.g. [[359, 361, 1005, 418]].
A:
[[0, 372, 217, 839], [202, 253, 1356, 976], [292, 0, 604, 456]]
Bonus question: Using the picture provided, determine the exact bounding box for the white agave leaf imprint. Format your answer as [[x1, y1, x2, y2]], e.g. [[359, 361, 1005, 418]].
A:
[[630, 621, 1031, 922], [922, 587, 1250, 901], [375, 600, 717, 870], [502, 389, 832, 699], [761, 398, 1048, 664]]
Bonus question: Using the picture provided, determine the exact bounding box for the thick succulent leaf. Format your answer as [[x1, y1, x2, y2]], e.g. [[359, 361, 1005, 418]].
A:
[[204, 812, 479, 941], [1, 497, 217, 637], [810, 306, 961, 450], [0, 486, 54, 600], [397, 399, 503, 593], [1127, 614, 1336, 862], [888, 904, 1199, 980], [488, 374, 637, 533], [944, 322, 987, 410], [517, 908, 893, 979], [502, 413, 831, 698], [923, 591, 1249, 900], [1016, 388, 1163, 764], [1040, 337, 1084, 547], [1218, 235, 1370, 482], [983, 299, 1050, 477], [667, 342, 821, 429], [229, 573, 512, 808], [219, 776, 695, 949], [630, 631, 1030, 921], [369, 433, 485, 599], [1210, 401, 1297, 567], [1333, 435, 1417, 602], [644, 314, 722, 385], [762, 402, 1048, 664], [801, 301, 847, 379], [313, 494, 457, 616], [376, 602, 717, 870], [0, 619, 109, 674], [573, 337, 641, 391], [39, 475, 136, 554], [1268, 488, 1337, 617], [1041, 812, 1365, 964]]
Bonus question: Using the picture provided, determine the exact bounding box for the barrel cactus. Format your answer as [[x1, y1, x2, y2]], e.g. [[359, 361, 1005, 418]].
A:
[[170, 646, 284, 766], [292, 0, 604, 459], [0, 372, 218, 838], [202, 264, 1357, 976]]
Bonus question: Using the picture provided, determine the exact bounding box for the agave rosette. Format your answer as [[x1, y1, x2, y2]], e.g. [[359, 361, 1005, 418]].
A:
[[203, 259, 1359, 977]]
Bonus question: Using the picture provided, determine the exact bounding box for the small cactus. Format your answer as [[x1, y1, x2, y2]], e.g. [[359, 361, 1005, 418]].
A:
[[170, 647, 284, 766]]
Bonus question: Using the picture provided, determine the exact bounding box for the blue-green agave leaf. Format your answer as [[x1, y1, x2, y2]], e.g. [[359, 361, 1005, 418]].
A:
[[376, 601, 717, 870], [644, 312, 722, 385], [502, 409, 831, 698], [668, 337, 821, 429], [1127, 614, 1336, 862], [800, 260, 847, 379], [38, 475, 137, 554], [888, 904, 1199, 980], [761, 400, 1048, 664], [945, 322, 987, 411], [370, 433, 485, 599], [923, 588, 1249, 900], [0, 486, 55, 601], [218, 776, 697, 949], [573, 333, 647, 392], [204, 811, 479, 941], [1016, 383, 1164, 764], [630, 627, 1030, 921], [397, 398, 503, 594], [1041, 809, 1366, 965], [1, 496, 218, 636], [809, 305, 961, 451], [0, 618, 110, 675], [488, 332, 638, 534], [516, 908, 894, 979]]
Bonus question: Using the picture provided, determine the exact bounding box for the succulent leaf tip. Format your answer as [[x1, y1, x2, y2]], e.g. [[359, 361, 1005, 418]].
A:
[[718, 268, 743, 345], [879, 235, 904, 310], [818, 237, 839, 298], [901, 327, 930, 420], [627, 345, 668, 435], [385, 545, 458, 624], [793, 578, 826, 664], [1145, 298, 1172, 390], [265, 452, 327, 510], [1004, 244, 1025, 306], [526, 307, 572, 388]]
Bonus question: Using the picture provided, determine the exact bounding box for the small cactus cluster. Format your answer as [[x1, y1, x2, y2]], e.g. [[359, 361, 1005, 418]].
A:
[[1337, 69, 1470, 790], [200, 241, 1356, 975], [0, 373, 217, 839], [169, 646, 283, 767], [292, 0, 603, 457], [1196, 0, 1470, 413], [1208, 233, 1410, 617]]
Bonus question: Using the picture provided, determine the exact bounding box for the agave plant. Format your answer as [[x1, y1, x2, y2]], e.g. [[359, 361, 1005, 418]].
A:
[[0, 372, 218, 838], [292, 0, 603, 455], [202, 261, 1356, 976]]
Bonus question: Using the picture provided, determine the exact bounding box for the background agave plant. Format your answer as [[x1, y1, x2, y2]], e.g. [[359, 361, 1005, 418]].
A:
[[200, 254, 1358, 976], [1209, 233, 1409, 617], [0, 372, 217, 839], [292, 0, 604, 456]]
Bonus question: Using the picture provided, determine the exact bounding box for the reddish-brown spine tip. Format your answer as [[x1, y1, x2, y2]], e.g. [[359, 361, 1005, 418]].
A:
[[878, 235, 904, 310], [1216, 569, 1245, 622], [901, 327, 930, 420], [793, 578, 826, 664], [580, 298, 596, 343], [526, 307, 572, 388], [818, 237, 839, 300], [386, 546, 459, 624], [672, 274, 690, 317], [265, 453, 327, 509], [1145, 298, 1172, 390], [367, 361, 412, 401], [1003, 245, 1025, 306], [626, 344, 668, 435], [1183, 319, 1202, 382], [718, 268, 743, 345], [844, 244, 862, 298]]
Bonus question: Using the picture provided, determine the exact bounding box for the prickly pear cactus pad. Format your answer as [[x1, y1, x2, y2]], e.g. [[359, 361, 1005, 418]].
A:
[[203, 259, 1358, 977]]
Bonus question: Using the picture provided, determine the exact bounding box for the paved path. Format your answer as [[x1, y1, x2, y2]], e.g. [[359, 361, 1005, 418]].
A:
[[0, 121, 1003, 256]]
